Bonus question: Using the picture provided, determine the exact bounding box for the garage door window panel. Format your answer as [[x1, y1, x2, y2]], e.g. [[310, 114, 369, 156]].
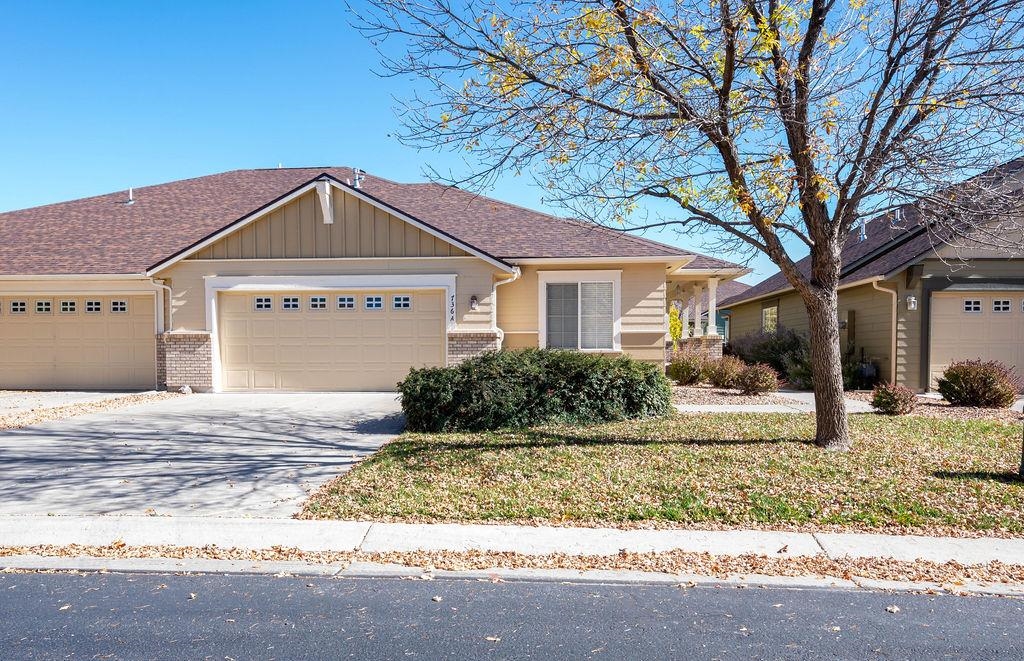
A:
[[963, 299, 982, 313], [10, 301, 26, 314], [111, 300, 128, 314], [392, 295, 412, 310], [337, 296, 355, 310], [993, 299, 1011, 313], [85, 300, 102, 314], [365, 296, 383, 310], [309, 296, 327, 310], [35, 300, 51, 314], [254, 296, 273, 311], [281, 296, 300, 311], [60, 300, 77, 314]]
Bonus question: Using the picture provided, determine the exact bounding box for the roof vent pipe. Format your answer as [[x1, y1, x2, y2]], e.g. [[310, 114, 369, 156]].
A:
[[126, 187, 134, 205], [353, 168, 365, 189], [858, 217, 867, 241]]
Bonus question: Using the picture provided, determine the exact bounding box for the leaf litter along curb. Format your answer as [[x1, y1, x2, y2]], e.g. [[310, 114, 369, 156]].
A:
[[301, 413, 1024, 537], [0, 392, 181, 431], [2, 543, 1024, 589]]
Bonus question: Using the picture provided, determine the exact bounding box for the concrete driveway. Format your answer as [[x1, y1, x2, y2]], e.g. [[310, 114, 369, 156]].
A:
[[0, 393, 402, 518]]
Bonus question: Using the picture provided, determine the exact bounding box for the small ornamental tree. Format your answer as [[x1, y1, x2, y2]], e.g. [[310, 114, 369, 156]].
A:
[[358, 0, 1024, 449], [668, 305, 683, 351]]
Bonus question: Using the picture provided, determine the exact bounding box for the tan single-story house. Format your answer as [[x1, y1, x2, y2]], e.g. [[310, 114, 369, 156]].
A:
[[0, 167, 747, 392], [721, 188, 1024, 391]]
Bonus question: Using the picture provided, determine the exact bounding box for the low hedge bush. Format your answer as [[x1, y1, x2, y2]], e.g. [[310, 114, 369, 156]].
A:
[[397, 349, 672, 432], [666, 345, 707, 386], [871, 382, 917, 415], [736, 363, 780, 395], [937, 360, 1023, 409], [706, 355, 746, 388]]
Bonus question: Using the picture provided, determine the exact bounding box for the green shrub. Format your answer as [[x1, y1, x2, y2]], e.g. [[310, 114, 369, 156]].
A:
[[871, 382, 917, 415], [666, 345, 707, 386], [728, 327, 805, 376], [937, 360, 1023, 408], [668, 306, 683, 351], [706, 355, 746, 388], [397, 348, 672, 432], [736, 363, 780, 395]]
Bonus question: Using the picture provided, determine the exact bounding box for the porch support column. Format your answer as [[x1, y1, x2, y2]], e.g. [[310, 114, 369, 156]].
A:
[[680, 299, 690, 339], [692, 283, 704, 337], [706, 278, 719, 336]]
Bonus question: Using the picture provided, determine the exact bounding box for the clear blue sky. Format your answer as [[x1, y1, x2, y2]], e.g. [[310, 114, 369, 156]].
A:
[[0, 1, 774, 282]]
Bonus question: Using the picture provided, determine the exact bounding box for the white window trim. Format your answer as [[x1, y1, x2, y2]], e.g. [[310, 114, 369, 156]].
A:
[[85, 300, 102, 314], [281, 296, 301, 311], [60, 300, 77, 314], [392, 294, 412, 310], [963, 299, 982, 313], [309, 295, 328, 310], [365, 295, 384, 310], [35, 300, 52, 314], [537, 270, 621, 352], [993, 299, 1012, 313], [337, 295, 356, 310], [203, 274, 458, 392]]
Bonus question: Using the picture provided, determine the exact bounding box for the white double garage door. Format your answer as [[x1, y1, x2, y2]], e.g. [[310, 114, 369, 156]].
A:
[[217, 289, 446, 392], [929, 290, 1024, 386]]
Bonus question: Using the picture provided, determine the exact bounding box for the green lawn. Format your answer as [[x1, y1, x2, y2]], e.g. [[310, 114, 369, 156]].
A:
[[301, 413, 1024, 534]]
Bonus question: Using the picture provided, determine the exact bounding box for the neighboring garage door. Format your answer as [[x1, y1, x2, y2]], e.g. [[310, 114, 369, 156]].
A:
[[218, 289, 446, 391], [929, 291, 1024, 387], [0, 294, 157, 390]]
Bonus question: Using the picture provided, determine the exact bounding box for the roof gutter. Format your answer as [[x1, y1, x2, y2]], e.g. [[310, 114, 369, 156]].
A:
[[492, 267, 523, 348], [872, 280, 899, 384], [723, 275, 886, 308], [0, 274, 147, 280]]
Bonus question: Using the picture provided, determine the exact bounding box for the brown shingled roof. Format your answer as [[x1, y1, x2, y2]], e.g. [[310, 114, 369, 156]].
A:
[[0, 167, 740, 275], [720, 159, 1024, 307]]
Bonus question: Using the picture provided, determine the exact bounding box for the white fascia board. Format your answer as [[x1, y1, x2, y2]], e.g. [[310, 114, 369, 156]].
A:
[[0, 274, 148, 280], [537, 269, 622, 351], [668, 267, 752, 277], [511, 256, 688, 265]]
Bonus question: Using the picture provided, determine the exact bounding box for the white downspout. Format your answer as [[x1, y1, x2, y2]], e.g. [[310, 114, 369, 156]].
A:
[[872, 279, 898, 384], [150, 278, 173, 333], [492, 267, 522, 349]]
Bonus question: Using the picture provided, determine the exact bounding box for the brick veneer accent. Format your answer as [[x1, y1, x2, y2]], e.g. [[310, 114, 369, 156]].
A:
[[158, 331, 213, 391], [448, 331, 501, 364], [668, 335, 725, 361]]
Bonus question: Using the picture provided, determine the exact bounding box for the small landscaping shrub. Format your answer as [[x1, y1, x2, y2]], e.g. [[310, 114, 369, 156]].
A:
[[871, 382, 917, 415], [937, 360, 1023, 408], [729, 327, 805, 376], [735, 363, 780, 395], [666, 345, 707, 386], [706, 355, 746, 388], [397, 348, 672, 432]]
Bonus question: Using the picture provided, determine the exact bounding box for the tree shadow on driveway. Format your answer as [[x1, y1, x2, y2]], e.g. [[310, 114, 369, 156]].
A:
[[0, 394, 404, 518]]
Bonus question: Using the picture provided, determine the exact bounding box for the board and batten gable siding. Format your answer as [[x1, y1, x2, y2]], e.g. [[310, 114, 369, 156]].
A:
[[726, 282, 895, 383], [497, 263, 668, 362], [158, 257, 502, 332], [193, 188, 469, 260]]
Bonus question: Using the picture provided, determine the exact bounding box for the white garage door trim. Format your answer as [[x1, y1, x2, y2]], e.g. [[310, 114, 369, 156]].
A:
[[204, 274, 457, 392]]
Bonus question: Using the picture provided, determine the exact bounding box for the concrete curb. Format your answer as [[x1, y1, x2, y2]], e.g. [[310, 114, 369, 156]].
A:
[[3, 556, 1023, 596], [3, 515, 1024, 595]]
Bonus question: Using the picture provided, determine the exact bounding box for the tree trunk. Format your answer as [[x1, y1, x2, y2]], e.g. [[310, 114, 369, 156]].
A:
[[803, 288, 851, 450]]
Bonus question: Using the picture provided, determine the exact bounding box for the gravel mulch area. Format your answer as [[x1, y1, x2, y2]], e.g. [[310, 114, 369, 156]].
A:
[[0, 392, 180, 431], [846, 391, 1023, 422], [671, 385, 797, 406], [3, 543, 1024, 588]]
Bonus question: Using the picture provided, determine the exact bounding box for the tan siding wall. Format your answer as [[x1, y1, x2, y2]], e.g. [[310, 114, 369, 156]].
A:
[[922, 258, 1024, 279], [158, 258, 501, 332], [194, 189, 469, 260], [496, 263, 668, 362], [894, 275, 924, 391], [725, 283, 894, 382]]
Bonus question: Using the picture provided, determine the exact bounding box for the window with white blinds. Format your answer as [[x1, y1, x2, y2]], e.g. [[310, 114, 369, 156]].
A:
[[580, 282, 614, 349], [544, 281, 615, 350]]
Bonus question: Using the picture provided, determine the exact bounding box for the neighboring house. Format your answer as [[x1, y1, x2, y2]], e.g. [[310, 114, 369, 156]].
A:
[[721, 164, 1024, 391], [673, 279, 751, 341], [0, 167, 747, 392]]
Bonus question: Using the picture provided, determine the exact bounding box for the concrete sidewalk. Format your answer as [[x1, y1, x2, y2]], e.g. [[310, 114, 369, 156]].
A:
[[675, 391, 875, 414], [1, 515, 1021, 566]]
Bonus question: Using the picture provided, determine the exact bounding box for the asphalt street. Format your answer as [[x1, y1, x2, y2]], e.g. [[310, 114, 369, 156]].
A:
[[1, 571, 1021, 660]]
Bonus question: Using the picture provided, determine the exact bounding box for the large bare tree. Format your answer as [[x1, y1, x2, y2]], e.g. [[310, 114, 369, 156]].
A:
[[356, 0, 1024, 449]]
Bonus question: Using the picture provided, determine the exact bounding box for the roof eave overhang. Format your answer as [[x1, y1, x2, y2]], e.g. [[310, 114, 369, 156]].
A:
[[667, 266, 751, 278], [0, 273, 148, 280], [508, 255, 691, 266], [146, 174, 516, 276], [723, 275, 886, 308]]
